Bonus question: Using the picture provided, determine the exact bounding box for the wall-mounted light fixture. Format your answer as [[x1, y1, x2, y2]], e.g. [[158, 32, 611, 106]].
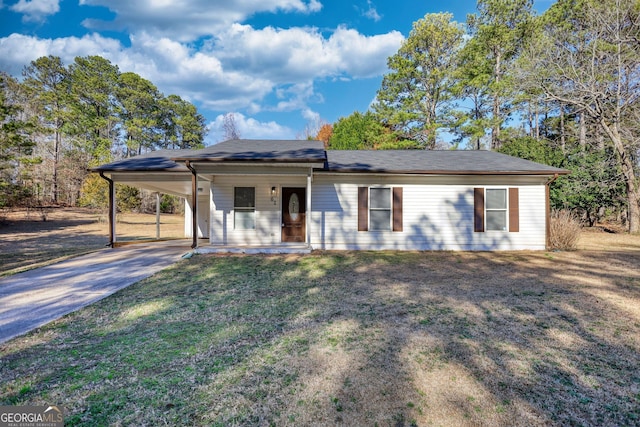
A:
[[271, 186, 277, 205]]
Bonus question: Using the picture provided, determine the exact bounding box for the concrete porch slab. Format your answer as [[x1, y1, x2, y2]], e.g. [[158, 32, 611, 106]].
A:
[[195, 244, 312, 255]]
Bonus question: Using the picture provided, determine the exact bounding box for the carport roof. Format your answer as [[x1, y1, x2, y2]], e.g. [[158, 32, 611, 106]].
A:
[[91, 149, 190, 173]]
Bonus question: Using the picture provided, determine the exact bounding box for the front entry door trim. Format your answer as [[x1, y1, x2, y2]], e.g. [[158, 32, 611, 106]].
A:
[[281, 187, 306, 243]]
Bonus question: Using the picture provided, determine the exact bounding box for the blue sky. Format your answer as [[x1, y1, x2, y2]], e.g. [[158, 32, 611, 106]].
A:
[[0, 0, 551, 145]]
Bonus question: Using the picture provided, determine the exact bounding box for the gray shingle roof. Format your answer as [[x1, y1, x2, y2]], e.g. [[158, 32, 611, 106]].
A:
[[171, 139, 326, 163], [324, 150, 568, 175], [92, 140, 568, 176]]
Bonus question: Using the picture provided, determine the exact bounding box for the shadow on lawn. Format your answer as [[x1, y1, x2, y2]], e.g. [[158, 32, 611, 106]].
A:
[[421, 250, 640, 425], [0, 215, 109, 268], [1, 250, 639, 426]]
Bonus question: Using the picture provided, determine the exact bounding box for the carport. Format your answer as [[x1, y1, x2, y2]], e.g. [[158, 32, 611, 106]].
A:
[[91, 149, 209, 249]]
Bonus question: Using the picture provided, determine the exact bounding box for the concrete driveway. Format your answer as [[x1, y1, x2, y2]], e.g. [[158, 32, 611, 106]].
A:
[[0, 242, 190, 344]]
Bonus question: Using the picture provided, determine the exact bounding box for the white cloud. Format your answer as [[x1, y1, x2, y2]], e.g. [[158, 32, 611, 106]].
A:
[[363, 0, 382, 22], [125, 34, 274, 111], [307, 0, 322, 12], [272, 82, 322, 112], [79, 0, 324, 41], [10, 0, 59, 22], [0, 32, 274, 110], [207, 112, 294, 144], [0, 32, 121, 74], [0, 24, 402, 123], [327, 26, 401, 77], [213, 24, 403, 81], [302, 108, 320, 122]]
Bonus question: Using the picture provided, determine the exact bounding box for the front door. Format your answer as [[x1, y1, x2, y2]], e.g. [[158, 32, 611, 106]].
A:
[[281, 187, 306, 243]]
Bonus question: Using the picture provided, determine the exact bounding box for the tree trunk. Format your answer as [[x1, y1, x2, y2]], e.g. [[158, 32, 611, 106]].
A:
[[491, 49, 501, 150], [534, 103, 539, 140], [53, 129, 59, 204], [51, 130, 60, 204], [625, 181, 639, 233], [579, 111, 586, 149], [599, 118, 640, 233], [559, 103, 565, 153]]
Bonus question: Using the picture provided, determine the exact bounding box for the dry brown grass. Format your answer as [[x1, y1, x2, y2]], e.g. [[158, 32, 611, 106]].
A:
[[577, 225, 640, 251], [0, 207, 184, 275], [1, 209, 640, 425]]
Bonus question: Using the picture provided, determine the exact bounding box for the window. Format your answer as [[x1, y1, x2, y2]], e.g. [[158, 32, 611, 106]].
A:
[[370, 188, 391, 231], [485, 189, 507, 231], [474, 187, 519, 233], [358, 187, 403, 232], [234, 187, 255, 229]]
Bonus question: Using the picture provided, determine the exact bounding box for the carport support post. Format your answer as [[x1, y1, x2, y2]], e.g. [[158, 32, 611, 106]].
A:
[[186, 161, 198, 249], [306, 172, 312, 247], [156, 192, 161, 239], [100, 172, 116, 247]]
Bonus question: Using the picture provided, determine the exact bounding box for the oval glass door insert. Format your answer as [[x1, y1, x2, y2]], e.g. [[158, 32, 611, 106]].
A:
[[289, 193, 299, 221]]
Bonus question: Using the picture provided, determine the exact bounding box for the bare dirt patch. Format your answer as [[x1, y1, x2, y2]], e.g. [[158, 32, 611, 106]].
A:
[[0, 207, 184, 275]]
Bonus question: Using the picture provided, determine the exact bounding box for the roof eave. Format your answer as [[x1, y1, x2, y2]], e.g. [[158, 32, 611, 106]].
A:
[[318, 168, 571, 175], [90, 167, 189, 173], [171, 157, 325, 163]]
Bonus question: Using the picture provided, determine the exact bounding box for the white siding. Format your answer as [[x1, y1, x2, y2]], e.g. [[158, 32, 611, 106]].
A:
[[309, 175, 547, 251], [184, 195, 209, 238], [207, 173, 549, 250], [210, 175, 307, 245]]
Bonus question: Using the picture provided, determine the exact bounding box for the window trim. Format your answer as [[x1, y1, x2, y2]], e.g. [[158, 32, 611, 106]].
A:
[[358, 186, 403, 232], [369, 187, 392, 231], [485, 188, 508, 231], [233, 186, 256, 230], [474, 187, 519, 233]]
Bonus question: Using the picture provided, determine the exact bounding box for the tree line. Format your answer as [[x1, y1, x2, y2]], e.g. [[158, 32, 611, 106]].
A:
[[1, 55, 206, 209], [320, 0, 639, 232], [1, 0, 638, 231]]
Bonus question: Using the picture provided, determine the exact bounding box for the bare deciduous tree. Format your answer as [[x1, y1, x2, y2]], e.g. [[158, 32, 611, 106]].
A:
[[222, 112, 241, 141], [521, 0, 640, 232]]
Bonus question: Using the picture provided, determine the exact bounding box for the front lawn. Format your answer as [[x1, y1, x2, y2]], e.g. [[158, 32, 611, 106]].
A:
[[1, 250, 639, 426]]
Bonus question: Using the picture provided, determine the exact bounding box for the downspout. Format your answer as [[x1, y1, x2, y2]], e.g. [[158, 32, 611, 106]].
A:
[[156, 192, 161, 239], [545, 173, 560, 250], [99, 172, 116, 248], [185, 161, 198, 249]]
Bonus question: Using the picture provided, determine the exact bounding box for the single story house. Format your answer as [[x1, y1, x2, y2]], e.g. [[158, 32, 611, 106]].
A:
[[92, 139, 569, 252]]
